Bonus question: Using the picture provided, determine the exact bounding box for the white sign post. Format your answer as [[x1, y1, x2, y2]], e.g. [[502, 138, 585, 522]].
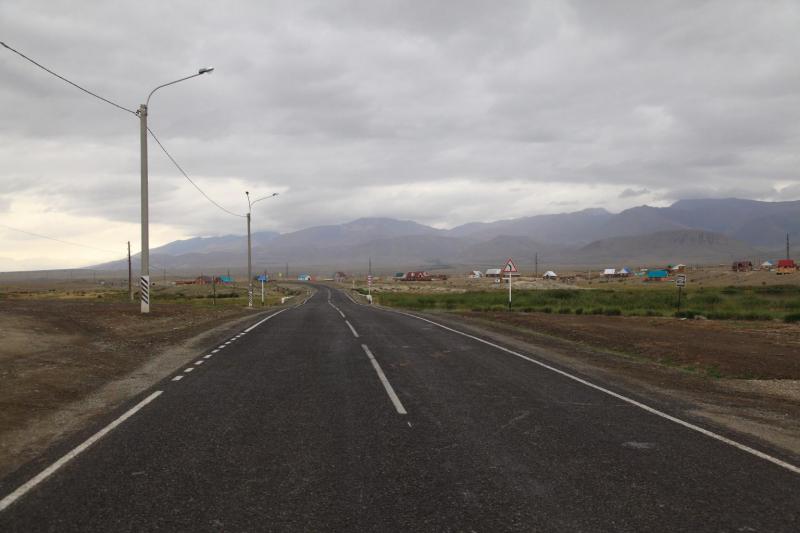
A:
[[503, 258, 518, 310], [676, 274, 686, 312]]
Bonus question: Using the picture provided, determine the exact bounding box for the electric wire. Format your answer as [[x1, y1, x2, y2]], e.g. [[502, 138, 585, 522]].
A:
[[0, 222, 121, 255], [0, 41, 137, 116], [0, 222, 171, 272], [147, 127, 246, 218]]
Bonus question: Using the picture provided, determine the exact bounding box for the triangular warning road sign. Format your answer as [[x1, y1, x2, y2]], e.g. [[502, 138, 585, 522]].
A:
[[503, 258, 518, 273]]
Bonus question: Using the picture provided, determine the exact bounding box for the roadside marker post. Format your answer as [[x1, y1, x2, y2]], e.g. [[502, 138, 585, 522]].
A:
[[676, 274, 686, 312]]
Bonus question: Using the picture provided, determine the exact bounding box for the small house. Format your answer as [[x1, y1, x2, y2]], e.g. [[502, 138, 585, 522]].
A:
[[777, 259, 797, 275], [602, 268, 616, 277], [760, 261, 773, 270], [297, 274, 312, 281], [218, 275, 234, 285], [485, 268, 502, 278], [646, 269, 669, 281], [672, 264, 687, 273], [469, 270, 483, 279], [618, 267, 632, 277], [403, 271, 432, 281], [194, 275, 213, 285], [543, 270, 558, 279], [731, 261, 753, 272]]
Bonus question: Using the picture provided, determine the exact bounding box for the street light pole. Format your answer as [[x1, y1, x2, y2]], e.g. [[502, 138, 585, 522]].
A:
[[245, 191, 278, 308], [138, 67, 214, 314], [139, 103, 150, 312]]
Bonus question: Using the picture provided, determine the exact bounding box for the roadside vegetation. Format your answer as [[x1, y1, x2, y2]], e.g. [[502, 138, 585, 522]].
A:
[[0, 283, 301, 308], [374, 285, 800, 322]]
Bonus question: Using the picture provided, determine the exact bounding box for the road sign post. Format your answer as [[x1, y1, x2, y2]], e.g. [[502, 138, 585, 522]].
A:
[[503, 258, 518, 310], [676, 274, 686, 312]]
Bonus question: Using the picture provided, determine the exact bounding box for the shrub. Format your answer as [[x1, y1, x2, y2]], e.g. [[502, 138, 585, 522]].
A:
[[604, 308, 622, 316], [784, 313, 800, 323], [558, 307, 572, 314], [574, 307, 583, 315]]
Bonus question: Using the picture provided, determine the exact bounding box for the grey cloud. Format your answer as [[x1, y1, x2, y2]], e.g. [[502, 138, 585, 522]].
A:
[[1, 0, 800, 254], [619, 188, 650, 199]]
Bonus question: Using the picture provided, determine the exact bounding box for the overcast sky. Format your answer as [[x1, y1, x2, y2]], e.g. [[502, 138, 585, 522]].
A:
[[2, 0, 799, 269]]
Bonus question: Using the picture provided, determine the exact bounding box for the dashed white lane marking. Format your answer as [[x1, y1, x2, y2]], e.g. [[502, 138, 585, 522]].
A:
[[361, 344, 407, 415], [183, 367, 194, 373], [389, 309, 800, 476], [218, 345, 226, 349], [243, 308, 289, 333], [203, 354, 213, 359], [211, 349, 220, 354], [0, 390, 163, 512], [194, 360, 204, 366], [328, 301, 347, 319], [171, 375, 184, 382], [345, 320, 360, 338]]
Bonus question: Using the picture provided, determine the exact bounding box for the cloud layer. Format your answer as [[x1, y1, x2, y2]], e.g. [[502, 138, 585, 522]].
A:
[[2, 0, 799, 269]]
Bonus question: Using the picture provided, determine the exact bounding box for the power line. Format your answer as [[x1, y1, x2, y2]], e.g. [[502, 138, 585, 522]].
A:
[[0, 41, 137, 116], [0, 222, 121, 255], [147, 127, 246, 218], [0, 222, 173, 271]]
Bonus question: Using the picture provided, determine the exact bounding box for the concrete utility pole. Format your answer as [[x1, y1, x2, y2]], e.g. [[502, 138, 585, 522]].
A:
[[534, 252, 538, 278], [245, 191, 278, 308], [127, 241, 133, 302], [138, 67, 214, 314]]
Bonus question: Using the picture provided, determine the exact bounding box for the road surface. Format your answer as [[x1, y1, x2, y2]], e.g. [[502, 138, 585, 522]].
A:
[[1, 285, 798, 531]]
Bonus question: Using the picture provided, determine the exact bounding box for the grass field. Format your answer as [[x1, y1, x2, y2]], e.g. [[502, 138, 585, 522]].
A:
[[373, 285, 800, 322]]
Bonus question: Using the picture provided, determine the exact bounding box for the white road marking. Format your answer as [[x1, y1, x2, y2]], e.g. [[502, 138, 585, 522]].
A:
[[389, 309, 800, 476], [243, 308, 288, 333], [345, 320, 360, 338], [361, 344, 407, 415], [183, 367, 194, 373], [0, 390, 163, 512], [328, 302, 347, 319], [203, 354, 213, 359], [211, 349, 220, 354], [194, 360, 204, 366], [218, 345, 226, 349], [171, 375, 184, 382]]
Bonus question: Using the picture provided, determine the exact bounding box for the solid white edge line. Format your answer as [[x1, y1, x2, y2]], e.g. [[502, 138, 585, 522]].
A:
[[345, 320, 360, 338], [389, 309, 800, 476], [171, 375, 184, 382], [361, 344, 407, 415], [0, 390, 163, 512], [243, 308, 288, 333]]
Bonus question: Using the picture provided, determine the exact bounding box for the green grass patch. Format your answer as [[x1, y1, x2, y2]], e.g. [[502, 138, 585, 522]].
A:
[[375, 285, 800, 321]]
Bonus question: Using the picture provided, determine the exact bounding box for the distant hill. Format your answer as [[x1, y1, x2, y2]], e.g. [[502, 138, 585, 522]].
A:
[[564, 230, 761, 266], [92, 198, 798, 272]]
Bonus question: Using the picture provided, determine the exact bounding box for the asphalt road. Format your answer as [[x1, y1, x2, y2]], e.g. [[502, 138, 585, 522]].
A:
[[0, 285, 798, 531]]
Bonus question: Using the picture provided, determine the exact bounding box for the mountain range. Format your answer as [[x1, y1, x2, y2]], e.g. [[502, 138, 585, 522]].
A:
[[94, 198, 799, 273]]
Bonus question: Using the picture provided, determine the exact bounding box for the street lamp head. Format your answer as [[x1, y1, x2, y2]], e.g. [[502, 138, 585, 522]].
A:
[[198, 67, 215, 74]]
